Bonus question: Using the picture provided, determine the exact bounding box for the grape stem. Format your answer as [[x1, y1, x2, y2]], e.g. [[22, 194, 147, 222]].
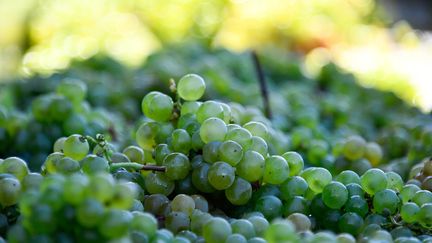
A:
[[251, 51, 272, 119], [110, 162, 166, 172]]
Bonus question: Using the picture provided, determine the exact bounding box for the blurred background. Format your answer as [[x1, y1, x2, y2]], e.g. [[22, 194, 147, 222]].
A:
[[1, 0, 432, 111]]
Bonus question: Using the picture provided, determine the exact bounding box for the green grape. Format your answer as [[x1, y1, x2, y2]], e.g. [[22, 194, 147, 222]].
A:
[[154, 144, 171, 165], [281, 152, 304, 176], [163, 153, 191, 180], [208, 162, 235, 190], [123, 145, 144, 163], [301, 167, 332, 193], [136, 122, 160, 150], [56, 79, 87, 103], [156, 122, 175, 143], [412, 190, 432, 206], [63, 113, 86, 135], [338, 212, 363, 236], [335, 170, 361, 185], [22, 173, 43, 192], [181, 101, 202, 115], [63, 173, 89, 205], [143, 194, 169, 215], [200, 118, 227, 144], [154, 229, 174, 242], [346, 183, 365, 198], [175, 175, 197, 195], [360, 168, 388, 195], [191, 194, 209, 212], [336, 233, 356, 243], [98, 209, 133, 239], [87, 173, 115, 203], [365, 142, 383, 166], [226, 234, 247, 243], [231, 219, 256, 239], [227, 124, 241, 132], [322, 181, 348, 209], [109, 182, 136, 209], [400, 202, 420, 223], [80, 155, 109, 174], [25, 203, 56, 234], [263, 155, 289, 185], [172, 129, 192, 154], [282, 196, 309, 216], [192, 131, 205, 151], [172, 194, 196, 215], [0, 177, 21, 206], [248, 237, 267, 243], [203, 217, 232, 243], [306, 139, 328, 163], [280, 176, 308, 200], [399, 184, 421, 203], [43, 152, 64, 174], [196, 101, 224, 123], [373, 189, 400, 214], [192, 163, 216, 193], [243, 121, 268, 139], [0, 157, 29, 180], [178, 113, 200, 135], [342, 135, 366, 161], [236, 150, 265, 182], [53, 137, 66, 152], [246, 136, 268, 157], [225, 127, 252, 148], [218, 140, 243, 166], [309, 232, 337, 243], [255, 196, 282, 220], [220, 103, 232, 124], [145, 172, 175, 196], [63, 134, 89, 161], [56, 157, 80, 174], [191, 210, 212, 234], [386, 171, 404, 192], [191, 155, 204, 169], [225, 177, 252, 205], [417, 203, 432, 228], [141, 91, 174, 122], [177, 230, 198, 242], [177, 74, 206, 101], [247, 216, 269, 236], [165, 212, 191, 233], [345, 195, 368, 217], [264, 219, 298, 243], [287, 213, 311, 232], [76, 199, 105, 228]]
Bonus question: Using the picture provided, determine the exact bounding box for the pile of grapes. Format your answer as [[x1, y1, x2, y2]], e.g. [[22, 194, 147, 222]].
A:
[[1, 45, 432, 242]]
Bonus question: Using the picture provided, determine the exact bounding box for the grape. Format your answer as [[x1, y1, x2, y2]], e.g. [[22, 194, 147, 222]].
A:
[[283, 196, 309, 216], [172, 129, 192, 154], [373, 189, 400, 214], [343, 135, 366, 161], [203, 217, 232, 243], [412, 190, 432, 206], [191, 194, 209, 212], [154, 229, 174, 242], [200, 118, 227, 144], [225, 127, 252, 148], [400, 184, 421, 203], [220, 103, 232, 124], [248, 136, 268, 157], [287, 213, 311, 232], [80, 155, 109, 174], [163, 153, 191, 180], [181, 101, 202, 115], [322, 181, 348, 209], [417, 203, 432, 228], [136, 122, 160, 150], [345, 195, 368, 217], [338, 212, 363, 235], [22, 173, 43, 192], [365, 142, 383, 166], [172, 194, 195, 215], [191, 210, 212, 234], [0, 157, 29, 180], [177, 230, 198, 242], [63, 134, 89, 161], [191, 155, 204, 169], [145, 172, 175, 195], [255, 195, 282, 220], [281, 152, 304, 176], [203, 141, 221, 163], [0, 177, 21, 206], [53, 137, 66, 152], [263, 155, 289, 185], [109, 182, 136, 209], [247, 216, 269, 236], [231, 219, 256, 239], [56, 79, 87, 104], [301, 167, 332, 193], [142, 91, 174, 122], [76, 199, 105, 227], [225, 177, 252, 205], [192, 163, 216, 193], [144, 194, 169, 215], [165, 212, 191, 233], [280, 176, 308, 200], [218, 140, 243, 166], [248, 237, 267, 243], [63, 173, 89, 205], [243, 121, 268, 139], [360, 168, 387, 195], [208, 162, 235, 190], [123, 146, 144, 163], [264, 219, 298, 243], [386, 171, 404, 192], [335, 170, 360, 185], [98, 210, 132, 239], [178, 74, 206, 101], [236, 150, 265, 182], [196, 101, 224, 123], [226, 234, 247, 243], [400, 202, 420, 223], [43, 152, 64, 174], [336, 233, 356, 243], [178, 113, 200, 135], [346, 183, 365, 198]]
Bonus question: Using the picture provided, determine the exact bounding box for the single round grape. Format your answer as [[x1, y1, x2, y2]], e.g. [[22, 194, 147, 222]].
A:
[[80, 155, 109, 174], [192, 131, 205, 151], [123, 146, 144, 163], [399, 184, 421, 203], [255, 195, 282, 220], [365, 142, 383, 166], [144, 194, 169, 215], [338, 212, 363, 236], [0, 177, 21, 206], [208, 162, 235, 190], [22, 172, 43, 192], [200, 118, 227, 144], [177, 230, 198, 242], [191, 210, 212, 234], [263, 155, 289, 185], [400, 202, 420, 223], [247, 136, 268, 157], [346, 183, 365, 198], [144, 172, 174, 196], [343, 135, 366, 161], [247, 216, 269, 237], [287, 213, 311, 232], [225, 127, 252, 148], [202, 217, 232, 243], [335, 170, 361, 185], [281, 152, 304, 176], [192, 163, 216, 193], [136, 122, 160, 150], [76, 199, 105, 228], [373, 189, 400, 214], [56, 79, 87, 103], [86, 173, 115, 203], [178, 74, 206, 101], [360, 168, 388, 195], [109, 182, 136, 209], [301, 167, 332, 193], [226, 234, 247, 243], [236, 150, 265, 182], [191, 194, 209, 212], [0, 157, 29, 180], [345, 195, 368, 217], [417, 203, 432, 228], [163, 153, 190, 180], [280, 176, 308, 200], [53, 137, 66, 152], [63, 134, 89, 161], [243, 121, 268, 139], [218, 140, 243, 166], [412, 190, 432, 206], [172, 194, 195, 216], [172, 129, 192, 154], [98, 209, 133, 239], [196, 101, 224, 123], [165, 212, 191, 233], [154, 229, 174, 242], [63, 173, 89, 205], [386, 171, 404, 192], [142, 91, 173, 122], [203, 141, 221, 163], [322, 181, 348, 209], [264, 219, 298, 243], [225, 177, 252, 205], [336, 233, 356, 243], [282, 196, 309, 216], [231, 219, 256, 239], [55, 157, 80, 174], [181, 101, 202, 115]]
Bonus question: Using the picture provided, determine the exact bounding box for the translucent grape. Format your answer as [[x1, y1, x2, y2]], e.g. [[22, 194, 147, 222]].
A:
[[365, 142, 383, 166], [165, 212, 191, 233], [263, 155, 289, 185], [163, 153, 191, 180], [236, 150, 265, 182], [142, 91, 174, 122], [399, 184, 421, 203], [63, 134, 89, 161], [243, 121, 268, 139], [281, 152, 304, 176], [136, 122, 160, 150], [208, 162, 235, 190], [181, 101, 202, 115], [280, 176, 309, 200], [191, 194, 209, 212], [76, 199, 104, 228], [196, 101, 224, 123], [247, 216, 269, 236], [231, 219, 256, 239], [373, 189, 400, 214], [80, 155, 109, 174], [417, 203, 432, 228], [172, 194, 195, 216], [0, 157, 29, 181], [338, 212, 363, 236], [386, 171, 404, 192], [123, 145, 144, 163], [144, 172, 174, 196], [200, 118, 227, 144], [360, 168, 388, 195], [412, 190, 432, 206], [264, 219, 298, 243], [172, 129, 192, 154], [345, 195, 368, 217], [192, 163, 216, 193], [56, 79, 87, 103], [226, 234, 247, 243], [218, 140, 243, 166], [225, 127, 252, 148], [400, 202, 419, 223], [98, 210, 133, 239], [287, 213, 311, 232], [177, 74, 206, 101], [301, 167, 332, 193], [322, 181, 348, 209], [130, 211, 158, 237], [202, 217, 232, 243], [343, 135, 366, 161], [335, 170, 361, 185], [225, 177, 252, 205], [255, 195, 282, 220], [53, 137, 66, 152], [0, 177, 21, 206], [247, 136, 268, 157]]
